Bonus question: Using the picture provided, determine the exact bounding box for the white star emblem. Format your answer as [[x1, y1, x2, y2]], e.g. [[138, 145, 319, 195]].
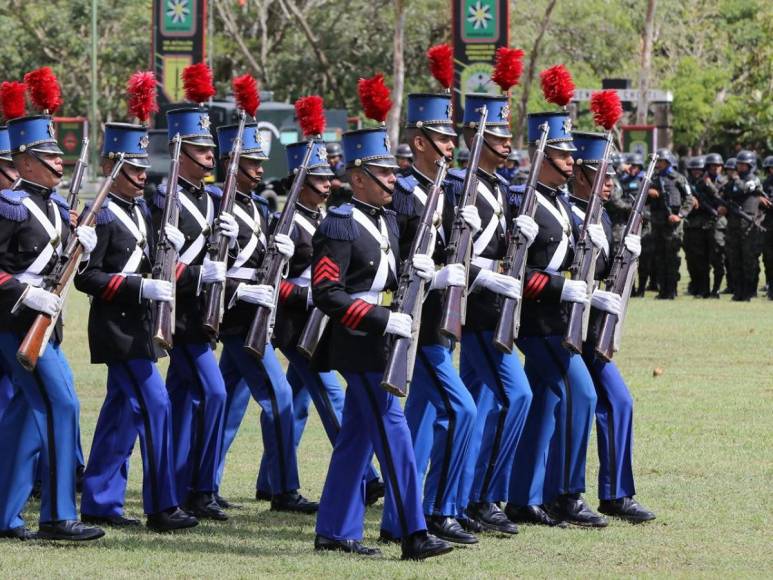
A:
[[445, 103, 453, 119], [500, 104, 511, 121], [562, 117, 573, 134], [139, 135, 150, 150], [199, 114, 211, 130], [317, 145, 328, 162]]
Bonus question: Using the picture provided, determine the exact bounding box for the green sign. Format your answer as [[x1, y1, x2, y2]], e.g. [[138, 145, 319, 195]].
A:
[[463, 0, 499, 41], [54, 117, 87, 165], [163, 0, 195, 34], [622, 125, 657, 157]]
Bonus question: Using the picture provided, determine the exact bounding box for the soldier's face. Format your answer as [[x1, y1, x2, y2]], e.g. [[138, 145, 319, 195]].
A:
[[0, 159, 19, 189], [15, 152, 63, 189], [656, 160, 669, 172], [351, 165, 396, 207], [397, 157, 412, 170], [236, 158, 264, 191], [328, 155, 342, 167], [300, 175, 331, 208], [628, 164, 642, 175], [602, 175, 613, 201], [541, 149, 574, 186], [690, 169, 704, 179], [180, 143, 215, 181], [107, 161, 147, 197], [413, 133, 456, 163], [707, 164, 722, 177], [736, 162, 751, 175], [481, 134, 512, 166]]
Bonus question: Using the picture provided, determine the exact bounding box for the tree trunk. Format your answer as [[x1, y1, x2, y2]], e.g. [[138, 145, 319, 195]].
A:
[[387, 0, 406, 149], [514, 0, 557, 148], [636, 0, 657, 125]]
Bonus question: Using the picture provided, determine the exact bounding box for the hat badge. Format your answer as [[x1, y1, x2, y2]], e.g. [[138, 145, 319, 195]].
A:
[[500, 104, 511, 121], [48, 122, 56, 138], [562, 117, 573, 134], [445, 103, 453, 119], [317, 145, 328, 162], [139, 135, 150, 150], [199, 114, 211, 130]]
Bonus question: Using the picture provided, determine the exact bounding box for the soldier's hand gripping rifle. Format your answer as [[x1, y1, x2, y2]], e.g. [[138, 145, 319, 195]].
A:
[[562, 132, 614, 354], [244, 139, 315, 359], [382, 157, 450, 397], [17, 154, 126, 371], [595, 153, 658, 361], [66, 137, 89, 210], [438, 105, 488, 341], [202, 111, 247, 337], [151, 133, 183, 350], [492, 122, 549, 353]]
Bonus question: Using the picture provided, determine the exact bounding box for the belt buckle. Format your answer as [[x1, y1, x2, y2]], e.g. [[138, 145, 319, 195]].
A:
[[50, 235, 61, 248], [380, 290, 393, 306]]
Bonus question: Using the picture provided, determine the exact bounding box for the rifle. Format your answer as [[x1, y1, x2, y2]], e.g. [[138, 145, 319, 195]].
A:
[[492, 122, 549, 353], [718, 197, 767, 232], [562, 132, 614, 354], [66, 137, 89, 210], [202, 111, 247, 337], [296, 307, 328, 360], [151, 134, 183, 350], [381, 157, 450, 396], [17, 154, 126, 371], [438, 105, 488, 341], [244, 139, 316, 359], [594, 153, 658, 361]]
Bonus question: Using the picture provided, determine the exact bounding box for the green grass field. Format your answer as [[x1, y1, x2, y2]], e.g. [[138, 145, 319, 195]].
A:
[[1, 284, 772, 578]]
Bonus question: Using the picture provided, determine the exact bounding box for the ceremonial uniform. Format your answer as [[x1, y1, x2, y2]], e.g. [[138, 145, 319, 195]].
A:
[[0, 128, 15, 420], [149, 107, 227, 508]]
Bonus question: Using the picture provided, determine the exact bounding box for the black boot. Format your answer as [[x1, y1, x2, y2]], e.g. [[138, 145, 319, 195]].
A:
[[215, 494, 241, 509], [504, 503, 566, 527], [255, 489, 271, 501], [146, 507, 199, 533], [466, 502, 518, 534], [0, 526, 36, 541], [546, 494, 608, 528], [271, 490, 318, 513], [365, 478, 385, 506], [185, 492, 228, 521], [82, 514, 141, 527], [37, 520, 105, 541], [598, 497, 656, 523], [401, 531, 453, 561], [314, 534, 381, 557], [378, 529, 401, 544], [426, 515, 478, 544], [457, 515, 484, 533]]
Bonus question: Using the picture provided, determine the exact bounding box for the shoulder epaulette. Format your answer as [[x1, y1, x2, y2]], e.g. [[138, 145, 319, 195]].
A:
[[88, 199, 117, 226], [0, 189, 29, 221], [152, 183, 168, 210], [383, 208, 400, 239], [50, 192, 71, 221], [318, 203, 359, 241], [206, 184, 223, 199], [443, 168, 466, 204], [391, 174, 418, 216]]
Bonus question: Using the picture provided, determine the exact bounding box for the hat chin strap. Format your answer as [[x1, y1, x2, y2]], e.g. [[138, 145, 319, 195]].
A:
[[305, 179, 330, 199], [181, 147, 216, 172], [29, 150, 64, 179], [419, 127, 453, 163], [362, 164, 394, 197], [545, 153, 572, 181], [0, 165, 16, 185], [119, 166, 145, 191], [238, 163, 262, 186], [482, 135, 510, 161]]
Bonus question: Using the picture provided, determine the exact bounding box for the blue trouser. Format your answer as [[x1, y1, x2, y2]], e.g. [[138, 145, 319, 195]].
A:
[[511, 335, 597, 506], [382, 344, 476, 537], [81, 359, 179, 517], [167, 342, 227, 500], [217, 337, 299, 494], [0, 373, 13, 418], [256, 348, 380, 494], [316, 372, 425, 541], [582, 344, 636, 500], [0, 334, 78, 529], [456, 330, 532, 512]]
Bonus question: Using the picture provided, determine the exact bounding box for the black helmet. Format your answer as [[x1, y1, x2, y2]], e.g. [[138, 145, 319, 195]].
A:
[[704, 152, 723, 166], [326, 142, 343, 158], [610, 152, 623, 167], [686, 156, 705, 170], [457, 149, 470, 162], [395, 143, 413, 159], [656, 148, 676, 166], [735, 149, 756, 168], [628, 153, 644, 167], [724, 157, 736, 170], [763, 155, 773, 169], [507, 151, 521, 162]]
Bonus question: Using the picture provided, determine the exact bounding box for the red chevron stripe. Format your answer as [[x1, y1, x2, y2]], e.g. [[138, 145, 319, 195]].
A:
[[341, 299, 372, 329], [101, 274, 125, 302], [0, 272, 11, 286], [348, 302, 374, 329], [175, 263, 186, 281], [524, 273, 549, 299], [279, 280, 294, 302], [313, 263, 340, 285]]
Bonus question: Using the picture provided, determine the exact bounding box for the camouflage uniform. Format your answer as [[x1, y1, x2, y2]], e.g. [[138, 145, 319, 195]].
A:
[[760, 171, 772, 299], [684, 173, 725, 297], [616, 168, 652, 295]]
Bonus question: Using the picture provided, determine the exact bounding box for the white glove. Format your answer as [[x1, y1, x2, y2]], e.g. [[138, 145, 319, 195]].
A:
[[217, 212, 239, 247], [141, 279, 173, 302], [412, 254, 436, 281], [201, 257, 226, 283], [591, 289, 622, 316], [586, 223, 606, 250], [430, 263, 466, 290], [22, 286, 63, 316], [76, 225, 97, 255], [514, 215, 538, 247], [236, 284, 275, 308], [274, 233, 295, 260], [461, 205, 481, 234], [561, 279, 589, 304], [475, 269, 521, 299], [385, 312, 412, 338], [624, 234, 641, 258], [165, 224, 185, 252]]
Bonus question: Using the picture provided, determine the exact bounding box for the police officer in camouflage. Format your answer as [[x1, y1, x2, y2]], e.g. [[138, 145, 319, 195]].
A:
[[762, 156, 773, 299]]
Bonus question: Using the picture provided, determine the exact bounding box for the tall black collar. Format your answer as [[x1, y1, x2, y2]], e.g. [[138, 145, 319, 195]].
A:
[[410, 165, 433, 188], [108, 192, 140, 210], [352, 196, 384, 219], [17, 179, 53, 198], [295, 201, 321, 221], [179, 177, 206, 198]]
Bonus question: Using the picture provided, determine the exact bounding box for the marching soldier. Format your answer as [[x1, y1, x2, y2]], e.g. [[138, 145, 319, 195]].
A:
[[0, 125, 18, 418], [646, 149, 693, 299], [684, 156, 709, 297], [506, 113, 606, 528], [213, 121, 317, 513], [150, 79, 230, 520], [254, 134, 384, 505], [311, 114, 451, 560], [0, 76, 103, 541], [570, 132, 656, 523], [380, 91, 479, 544], [762, 156, 773, 300], [704, 153, 727, 297], [722, 157, 738, 294], [76, 117, 198, 532]]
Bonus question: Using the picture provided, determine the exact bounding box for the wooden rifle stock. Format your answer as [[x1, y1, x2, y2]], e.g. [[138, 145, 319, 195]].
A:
[[492, 122, 549, 353], [202, 111, 247, 338], [17, 154, 126, 371], [244, 139, 316, 359], [595, 153, 658, 361], [382, 158, 449, 396], [438, 105, 488, 341], [562, 133, 614, 353], [151, 134, 183, 350]]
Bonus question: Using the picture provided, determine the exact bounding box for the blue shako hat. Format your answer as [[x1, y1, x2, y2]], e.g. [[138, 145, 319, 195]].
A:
[[166, 107, 216, 147], [0, 126, 11, 161], [342, 127, 398, 169], [102, 122, 151, 168], [527, 111, 576, 152], [286, 140, 334, 177], [572, 131, 613, 175], [8, 115, 63, 155], [216, 123, 268, 161], [462, 93, 511, 137], [406, 93, 456, 137]]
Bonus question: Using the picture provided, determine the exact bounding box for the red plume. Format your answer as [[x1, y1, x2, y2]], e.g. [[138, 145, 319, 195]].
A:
[[590, 90, 623, 131], [491, 47, 524, 92], [182, 63, 216, 104], [24, 67, 62, 114], [427, 44, 454, 90], [295, 96, 326, 137], [357, 74, 392, 123], [232, 74, 260, 117], [540, 65, 575, 108], [0, 81, 27, 121], [127, 71, 158, 125]]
